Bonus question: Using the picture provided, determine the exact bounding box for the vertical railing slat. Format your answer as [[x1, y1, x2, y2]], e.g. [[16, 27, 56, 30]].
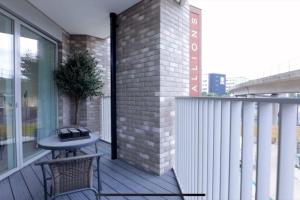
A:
[[175, 98, 299, 200], [241, 102, 255, 200], [175, 98, 201, 200], [220, 101, 231, 200], [276, 103, 297, 199], [229, 101, 242, 200], [175, 99, 180, 182], [202, 100, 208, 200], [198, 100, 203, 200], [212, 100, 222, 200], [101, 97, 111, 143], [207, 100, 214, 200], [192, 99, 199, 200], [185, 99, 189, 197], [256, 103, 273, 200]]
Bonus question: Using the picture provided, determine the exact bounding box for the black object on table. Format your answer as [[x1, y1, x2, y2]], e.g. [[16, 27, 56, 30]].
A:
[[57, 127, 91, 142]]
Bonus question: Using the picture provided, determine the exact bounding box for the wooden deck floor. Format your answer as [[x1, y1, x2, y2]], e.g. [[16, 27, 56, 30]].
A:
[[0, 141, 182, 200]]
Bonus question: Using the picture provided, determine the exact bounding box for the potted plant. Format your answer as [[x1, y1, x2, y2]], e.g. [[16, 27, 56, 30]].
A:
[[54, 50, 104, 125]]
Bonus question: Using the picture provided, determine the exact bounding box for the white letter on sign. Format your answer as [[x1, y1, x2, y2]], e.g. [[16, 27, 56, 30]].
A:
[[192, 85, 198, 92], [192, 65, 198, 71], [191, 30, 198, 38], [192, 43, 198, 51], [192, 18, 198, 24]]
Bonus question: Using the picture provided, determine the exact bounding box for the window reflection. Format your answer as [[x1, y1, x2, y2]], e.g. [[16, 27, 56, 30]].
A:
[[0, 13, 16, 175], [20, 26, 56, 160]]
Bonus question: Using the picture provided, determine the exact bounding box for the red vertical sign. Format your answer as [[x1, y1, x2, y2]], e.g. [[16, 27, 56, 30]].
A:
[[189, 7, 201, 96]]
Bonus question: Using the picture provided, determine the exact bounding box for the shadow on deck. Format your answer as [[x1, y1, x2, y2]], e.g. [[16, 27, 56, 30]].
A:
[[0, 141, 182, 200]]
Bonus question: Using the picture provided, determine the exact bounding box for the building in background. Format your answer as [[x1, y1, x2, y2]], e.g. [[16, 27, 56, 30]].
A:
[[201, 73, 208, 94], [208, 73, 226, 96], [226, 76, 248, 92]]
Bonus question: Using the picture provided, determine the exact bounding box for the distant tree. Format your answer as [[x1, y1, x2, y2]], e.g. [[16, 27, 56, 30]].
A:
[[201, 92, 208, 96], [202, 92, 216, 97], [54, 51, 104, 125], [21, 52, 38, 81]]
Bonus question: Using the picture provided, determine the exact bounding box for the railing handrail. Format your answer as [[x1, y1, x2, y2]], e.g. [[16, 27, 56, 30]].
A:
[[176, 96, 300, 104]]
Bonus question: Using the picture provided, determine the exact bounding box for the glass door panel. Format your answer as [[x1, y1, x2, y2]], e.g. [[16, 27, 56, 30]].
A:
[[0, 13, 16, 174], [20, 26, 56, 160]]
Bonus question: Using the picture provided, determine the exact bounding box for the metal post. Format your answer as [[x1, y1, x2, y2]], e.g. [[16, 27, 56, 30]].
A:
[[110, 13, 117, 160], [41, 165, 48, 200]]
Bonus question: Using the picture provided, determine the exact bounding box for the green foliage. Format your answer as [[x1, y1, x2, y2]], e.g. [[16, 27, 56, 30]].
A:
[[54, 51, 104, 99], [54, 51, 104, 124], [201, 92, 216, 97]]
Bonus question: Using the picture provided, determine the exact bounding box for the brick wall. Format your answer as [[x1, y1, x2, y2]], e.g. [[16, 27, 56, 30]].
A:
[[56, 0, 189, 175], [159, 0, 190, 173], [57, 34, 110, 133], [116, 0, 189, 175], [58, 32, 72, 127]]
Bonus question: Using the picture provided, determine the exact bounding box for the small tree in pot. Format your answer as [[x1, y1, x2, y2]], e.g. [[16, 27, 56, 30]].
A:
[[54, 50, 104, 125]]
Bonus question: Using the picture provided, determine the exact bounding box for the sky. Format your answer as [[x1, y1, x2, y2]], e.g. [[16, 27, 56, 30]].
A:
[[189, 0, 300, 79], [0, 33, 37, 79]]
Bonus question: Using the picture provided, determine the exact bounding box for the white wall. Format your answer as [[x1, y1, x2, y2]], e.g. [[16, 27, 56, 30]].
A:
[[0, 0, 64, 41]]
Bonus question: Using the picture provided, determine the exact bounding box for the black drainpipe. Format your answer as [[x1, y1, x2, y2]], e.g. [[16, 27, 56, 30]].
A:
[[110, 13, 117, 160]]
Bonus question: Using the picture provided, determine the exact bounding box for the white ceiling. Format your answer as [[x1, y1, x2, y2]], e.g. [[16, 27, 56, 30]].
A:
[[27, 0, 140, 38]]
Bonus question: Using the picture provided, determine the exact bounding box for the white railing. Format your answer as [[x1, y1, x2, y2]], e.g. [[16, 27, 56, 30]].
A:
[[175, 97, 300, 200], [101, 96, 111, 143]]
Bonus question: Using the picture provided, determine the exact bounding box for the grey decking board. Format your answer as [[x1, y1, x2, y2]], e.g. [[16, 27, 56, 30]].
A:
[[93, 143, 180, 190], [29, 162, 44, 184], [30, 155, 53, 196], [109, 160, 180, 194], [159, 172, 180, 187], [97, 161, 159, 200], [82, 190, 110, 200], [92, 176, 128, 200], [87, 145, 180, 194], [100, 159, 181, 200], [84, 147, 169, 193], [68, 191, 91, 200], [84, 145, 181, 200], [85, 144, 180, 193], [0, 178, 14, 200], [0, 141, 182, 200], [84, 147, 164, 194], [97, 161, 166, 200], [55, 195, 71, 200], [97, 169, 141, 200], [9, 171, 33, 200], [20, 166, 45, 200], [86, 148, 169, 200]]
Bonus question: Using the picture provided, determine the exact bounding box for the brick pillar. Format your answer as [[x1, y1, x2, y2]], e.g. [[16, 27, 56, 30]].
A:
[[116, 0, 189, 175]]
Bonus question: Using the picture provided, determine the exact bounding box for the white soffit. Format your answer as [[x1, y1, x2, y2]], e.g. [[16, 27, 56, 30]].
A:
[[27, 0, 141, 39]]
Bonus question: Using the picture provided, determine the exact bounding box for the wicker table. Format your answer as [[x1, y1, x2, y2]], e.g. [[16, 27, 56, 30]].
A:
[[38, 133, 100, 159]]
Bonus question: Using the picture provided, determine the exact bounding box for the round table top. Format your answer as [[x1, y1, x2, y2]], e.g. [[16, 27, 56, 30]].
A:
[[38, 133, 100, 150]]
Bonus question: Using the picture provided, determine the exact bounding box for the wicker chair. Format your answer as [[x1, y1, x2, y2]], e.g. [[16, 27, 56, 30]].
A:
[[35, 153, 102, 200]]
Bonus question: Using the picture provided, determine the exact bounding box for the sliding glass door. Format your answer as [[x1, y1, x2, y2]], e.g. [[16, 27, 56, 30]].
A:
[[20, 26, 56, 160], [0, 13, 16, 175], [0, 10, 57, 175]]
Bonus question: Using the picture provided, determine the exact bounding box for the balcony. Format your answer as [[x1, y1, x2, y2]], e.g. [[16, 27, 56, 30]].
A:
[[0, 140, 182, 200], [1, 98, 300, 200], [175, 97, 300, 200], [1, 0, 299, 199]]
